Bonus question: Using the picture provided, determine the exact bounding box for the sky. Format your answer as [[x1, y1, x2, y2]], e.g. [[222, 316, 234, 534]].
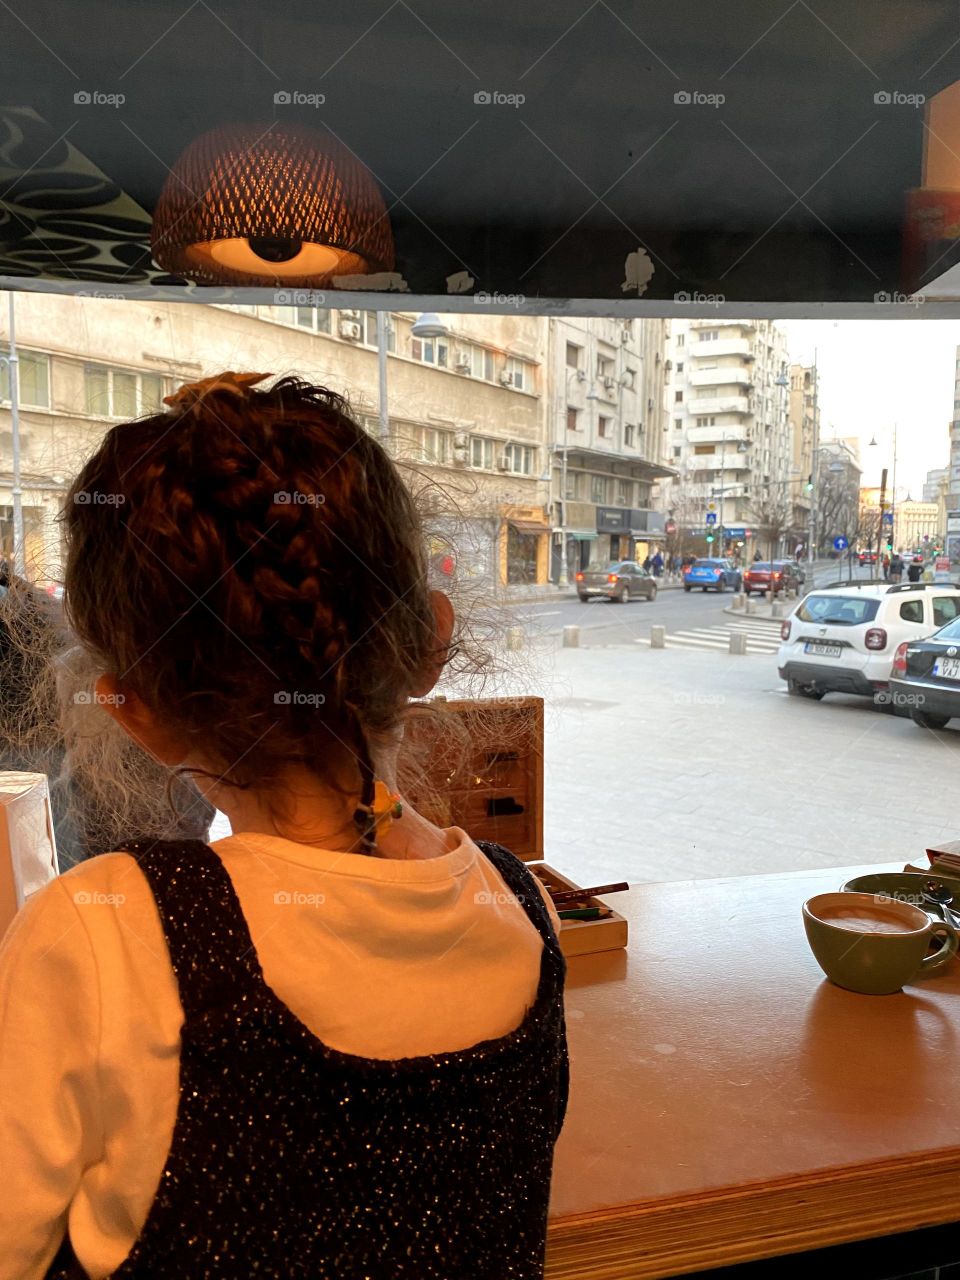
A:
[[779, 320, 960, 499]]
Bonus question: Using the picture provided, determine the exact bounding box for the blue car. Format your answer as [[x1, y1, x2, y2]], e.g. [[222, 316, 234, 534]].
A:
[[683, 557, 743, 593]]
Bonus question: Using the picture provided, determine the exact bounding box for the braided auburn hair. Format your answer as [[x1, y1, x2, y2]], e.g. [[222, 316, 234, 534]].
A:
[[62, 375, 441, 845]]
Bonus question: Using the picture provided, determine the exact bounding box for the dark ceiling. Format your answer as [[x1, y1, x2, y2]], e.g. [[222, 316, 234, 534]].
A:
[[3, 0, 960, 306]]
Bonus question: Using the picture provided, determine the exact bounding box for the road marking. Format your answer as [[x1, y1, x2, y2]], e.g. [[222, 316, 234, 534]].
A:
[[634, 624, 781, 654], [529, 610, 563, 617]]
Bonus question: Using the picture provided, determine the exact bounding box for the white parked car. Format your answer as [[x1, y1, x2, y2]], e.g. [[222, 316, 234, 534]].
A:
[[777, 582, 960, 701]]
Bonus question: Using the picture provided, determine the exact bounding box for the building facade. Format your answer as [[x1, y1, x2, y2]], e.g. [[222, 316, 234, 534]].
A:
[[0, 295, 677, 591], [664, 319, 793, 560], [546, 317, 674, 581], [787, 363, 819, 551]]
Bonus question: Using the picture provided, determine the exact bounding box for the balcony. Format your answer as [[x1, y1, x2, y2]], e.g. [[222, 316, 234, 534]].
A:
[[688, 366, 753, 389], [687, 424, 750, 446], [689, 395, 752, 415], [689, 340, 754, 361]]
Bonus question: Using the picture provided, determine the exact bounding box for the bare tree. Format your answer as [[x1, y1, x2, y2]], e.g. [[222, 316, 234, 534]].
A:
[[744, 485, 794, 559]]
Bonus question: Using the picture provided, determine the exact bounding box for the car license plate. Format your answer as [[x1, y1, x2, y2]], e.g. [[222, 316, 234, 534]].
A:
[[933, 657, 960, 680], [804, 642, 842, 658]]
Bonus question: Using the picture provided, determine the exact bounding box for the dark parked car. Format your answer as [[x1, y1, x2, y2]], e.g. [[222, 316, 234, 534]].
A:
[[858, 550, 878, 566], [682, 558, 742, 593], [576, 561, 658, 603], [743, 561, 800, 597], [889, 612, 960, 729]]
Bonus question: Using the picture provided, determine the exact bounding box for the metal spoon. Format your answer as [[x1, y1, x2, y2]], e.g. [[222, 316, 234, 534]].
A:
[[923, 879, 960, 928]]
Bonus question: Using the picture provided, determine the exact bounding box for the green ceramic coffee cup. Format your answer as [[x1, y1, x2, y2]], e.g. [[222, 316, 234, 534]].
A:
[[803, 891, 958, 995]]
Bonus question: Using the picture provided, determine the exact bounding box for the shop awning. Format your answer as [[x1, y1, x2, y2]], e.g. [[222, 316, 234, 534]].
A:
[[566, 529, 599, 540], [508, 519, 549, 535]]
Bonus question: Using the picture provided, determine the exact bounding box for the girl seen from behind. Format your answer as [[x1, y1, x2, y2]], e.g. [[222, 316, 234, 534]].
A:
[[0, 372, 568, 1280]]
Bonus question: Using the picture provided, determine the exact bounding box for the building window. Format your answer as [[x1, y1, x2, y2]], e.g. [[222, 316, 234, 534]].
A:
[[598, 415, 611, 438], [674, 390, 683, 403], [694, 444, 715, 455], [590, 474, 607, 504], [505, 356, 527, 391], [676, 362, 684, 373], [698, 330, 719, 342], [567, 406, 580, 432], [616, 479, 631, 505], [470, 437, 495, 470], [566, 343, 581, 370], [412, 336, 448, 368], [0, 349, 50, 408], [503, 442, 536, 474], [293, 306, 332, 334], [674, 417, 683, 430], [362, 311, 395, 349], [673, 446, 682, 458], [409, 426, 451, 465], [84, 366, 163, 417], [624, 423, 635, 447], [676, 334, 685, 348]]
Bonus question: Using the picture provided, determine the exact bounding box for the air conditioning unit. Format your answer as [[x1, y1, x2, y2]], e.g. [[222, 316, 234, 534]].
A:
[[339, 320, 362, 341], [496, 453, 511, 471], [455, 352, 471, 372], [499, 371, 514, 387], [339, 309, 361, 321]]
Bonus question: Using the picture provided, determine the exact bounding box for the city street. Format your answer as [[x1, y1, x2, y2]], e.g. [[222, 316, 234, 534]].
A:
[[483, 561, 960, 892]]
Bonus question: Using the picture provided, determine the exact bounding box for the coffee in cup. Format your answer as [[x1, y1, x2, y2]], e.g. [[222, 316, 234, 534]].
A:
[[803, 892, 958, 995]]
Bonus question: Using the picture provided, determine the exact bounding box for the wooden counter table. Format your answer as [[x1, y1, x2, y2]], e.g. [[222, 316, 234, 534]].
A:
[[544, 862, 960, 1280]]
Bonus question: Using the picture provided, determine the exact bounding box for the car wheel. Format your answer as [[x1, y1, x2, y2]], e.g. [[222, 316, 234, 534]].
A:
[[577, 594, 589, 602], [787, 678, 824, 700], [648, 585, 657, 601], [716, 577, 726, 593], [683, 585, 691, 592], [618, 585, 630, 603], [911, 709, 951, 730], [744, 589, 751, 596]]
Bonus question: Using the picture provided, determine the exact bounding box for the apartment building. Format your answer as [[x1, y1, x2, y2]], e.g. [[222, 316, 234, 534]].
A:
[[547, 317, 674, 580], [924, 465, 950, 540], [0, 295, 675, 590], [787, 363, 818, 548], [665, 319, 793, 558]]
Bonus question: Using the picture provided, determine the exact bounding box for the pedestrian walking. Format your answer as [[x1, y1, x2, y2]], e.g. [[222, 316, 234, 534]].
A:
[[643, 554, 652, 572], [652, 551, 664, 578], [889, 552, 904, 583], [907, 558, 923, 583], [882, 553, 890, 582]]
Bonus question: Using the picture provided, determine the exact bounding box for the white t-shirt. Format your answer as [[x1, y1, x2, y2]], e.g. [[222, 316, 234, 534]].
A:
[[0, 828, 561, 1280]]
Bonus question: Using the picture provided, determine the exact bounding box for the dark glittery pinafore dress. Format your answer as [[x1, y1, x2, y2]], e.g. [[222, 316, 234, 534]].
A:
[[45, 837, 569, 1280]]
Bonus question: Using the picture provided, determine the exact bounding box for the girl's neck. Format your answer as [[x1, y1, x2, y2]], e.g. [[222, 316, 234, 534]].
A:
[[201, 759, 453, 862]]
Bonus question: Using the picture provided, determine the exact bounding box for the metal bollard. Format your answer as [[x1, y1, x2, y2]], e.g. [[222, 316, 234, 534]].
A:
[[562, 625, 580, 648], [729, 631, 748, 655], [771, 601, 783, 619], [744, 598, 755, 615], [650, 624, 666, 649], [506, 626, 524, 651]]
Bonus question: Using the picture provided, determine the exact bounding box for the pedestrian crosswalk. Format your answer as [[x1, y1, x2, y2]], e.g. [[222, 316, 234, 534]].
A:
[[635, 621, 782, 655]]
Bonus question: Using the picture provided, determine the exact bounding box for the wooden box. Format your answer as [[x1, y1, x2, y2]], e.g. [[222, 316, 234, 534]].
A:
[[404, 696, 628, 959]]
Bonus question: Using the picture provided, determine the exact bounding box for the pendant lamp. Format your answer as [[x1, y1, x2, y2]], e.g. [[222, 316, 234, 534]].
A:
[[150, 123, 395, 286]]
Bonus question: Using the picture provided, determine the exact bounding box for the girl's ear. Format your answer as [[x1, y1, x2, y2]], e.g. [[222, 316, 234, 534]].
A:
[[93, 674, 188, 766], [409, 591, 456, 698]]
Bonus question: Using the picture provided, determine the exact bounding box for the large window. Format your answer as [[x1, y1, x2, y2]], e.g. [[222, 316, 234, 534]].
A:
[[566, 343, 581, 370], [505, 356, 527, 391], [85, 366, 164, 417], [409, 426, 451, 465], [470, 436, 496, 470], [566, 407, 580, 432], [503, 442, 536, 475], [294, 306, 332, 334], [360, 311, 395, 350], [0, 349, 50, 407], [590, 474, 608, 503], [412, 335, 448, 367]]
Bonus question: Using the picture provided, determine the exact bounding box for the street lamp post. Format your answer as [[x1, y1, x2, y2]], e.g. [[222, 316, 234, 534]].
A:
[[774, 364, 790, 562], [807, 349, 819, 565], [0, 293, 25, 578]]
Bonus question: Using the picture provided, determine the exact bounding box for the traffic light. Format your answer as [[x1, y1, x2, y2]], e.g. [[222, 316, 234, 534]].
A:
[[705, 533, 715, 544]]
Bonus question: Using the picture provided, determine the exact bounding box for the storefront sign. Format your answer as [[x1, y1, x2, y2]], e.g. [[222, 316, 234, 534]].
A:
[[596, 506, 627, 532]]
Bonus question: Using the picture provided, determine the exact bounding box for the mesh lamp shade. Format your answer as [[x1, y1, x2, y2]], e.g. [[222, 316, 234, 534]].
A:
[[150, 124, 395, 286]]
